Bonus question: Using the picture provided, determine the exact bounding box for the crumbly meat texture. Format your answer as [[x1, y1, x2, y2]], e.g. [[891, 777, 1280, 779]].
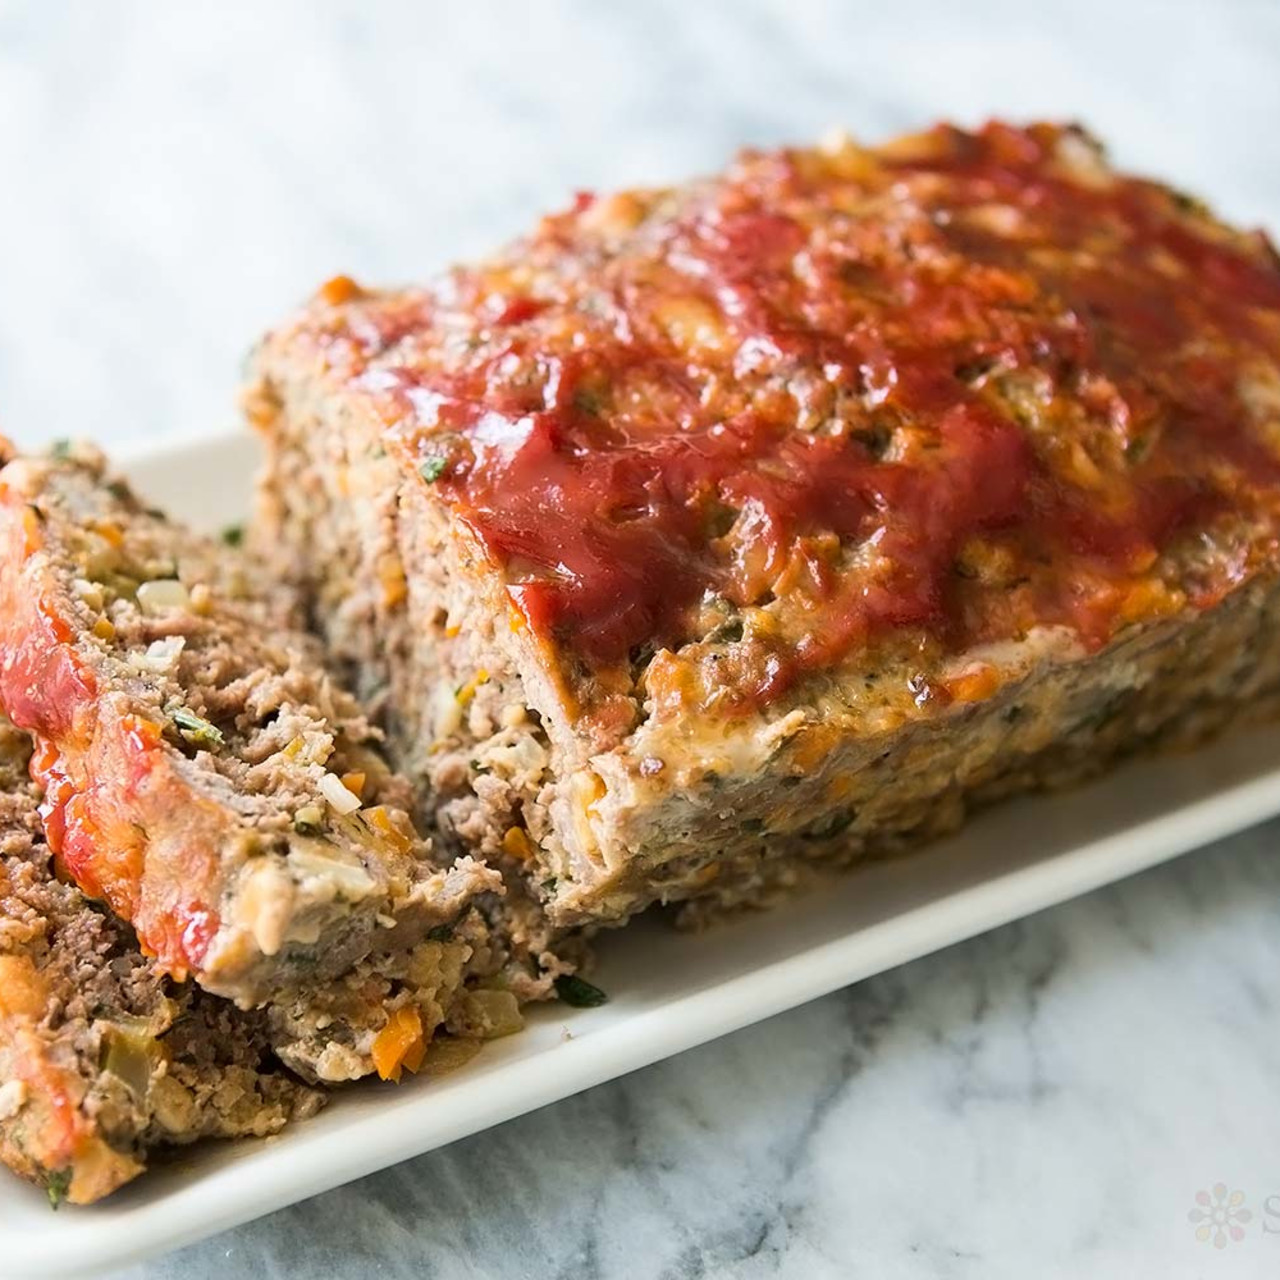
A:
[[0, 714, 322, 1206], [0, 444, 528, 1082], [246, 120, 1280, 926]]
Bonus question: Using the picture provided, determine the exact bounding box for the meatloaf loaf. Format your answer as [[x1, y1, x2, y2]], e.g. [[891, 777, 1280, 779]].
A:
[[245, 120, 1280, 927], [0, 710, 322, 1205], [0, 444, 543, 1082]]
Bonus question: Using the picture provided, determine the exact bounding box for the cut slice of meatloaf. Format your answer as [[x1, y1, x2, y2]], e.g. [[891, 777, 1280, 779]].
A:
[[0, 711, 322, 1206], [0, 443, 514, 1083], [245, 120, 1280, 928]]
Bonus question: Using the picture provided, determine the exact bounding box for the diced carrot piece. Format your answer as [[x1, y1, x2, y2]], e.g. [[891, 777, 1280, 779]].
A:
[[947, 664, 1001, 704], [20, 506, 42, 555], [363, 805, 416, 855], [455, 670, 490, 708], [0, 954, 47, 1018], [502, 826, 535, 862], [376, 552, 407, 608], [319, 274, 362, 305], [371, 1006, 425, 1083]]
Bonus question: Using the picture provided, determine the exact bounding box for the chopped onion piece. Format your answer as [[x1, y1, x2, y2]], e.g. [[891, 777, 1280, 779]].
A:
[[319, 772, 362, 814], [293, 804, 325, 834], [72, 577, 104, 611], [137, 636, 185, 672], [455, 989, 523, 1039], [287, 840, 376, 898], [136, 579, 190, 615]]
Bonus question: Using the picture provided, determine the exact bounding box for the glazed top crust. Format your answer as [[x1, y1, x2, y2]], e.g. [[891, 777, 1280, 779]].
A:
[[264, 122, 1280, 729]]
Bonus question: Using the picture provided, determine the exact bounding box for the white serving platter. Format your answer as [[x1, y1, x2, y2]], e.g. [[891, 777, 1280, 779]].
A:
[[5, 429, 1280, 1278]]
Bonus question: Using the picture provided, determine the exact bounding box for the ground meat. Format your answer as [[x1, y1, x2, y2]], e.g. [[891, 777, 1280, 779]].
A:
[[0, 714, 322, 1206], [0, 444, 543, 1084], [245, 120, 1280, 929]]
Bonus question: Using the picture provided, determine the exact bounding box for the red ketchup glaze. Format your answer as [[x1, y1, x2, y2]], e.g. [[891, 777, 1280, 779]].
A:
[[113, 715, 222, 971], [0, 502, 218, 975], [375, 122, 1280, 703], [0, 599, 97, 740], [55, 714, 219, 977]]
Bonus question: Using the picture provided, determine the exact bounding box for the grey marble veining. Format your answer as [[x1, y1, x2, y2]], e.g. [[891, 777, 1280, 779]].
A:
[[3, 2, 1280, 1276]]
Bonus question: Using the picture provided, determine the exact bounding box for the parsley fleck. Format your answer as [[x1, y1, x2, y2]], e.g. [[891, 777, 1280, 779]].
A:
[[46, 1167, 71, 1210], [426, 923, 454, 942], [418, 456, 448, 483], [221, 524, 245, 547], [171, 707, 224, 748], [293, 807, 324, 836], [852, 423, 892, 459], [1125, 435, 1153, 464], [554, 974, 608, 1008], [572, 386, 606, 417]]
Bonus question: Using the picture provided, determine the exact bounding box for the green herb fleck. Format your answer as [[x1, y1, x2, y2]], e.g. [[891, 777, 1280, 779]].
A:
[[540, 876, 558, 895], [221, 524, 245, 547], [1170, 188, 1205, 216], [572, 385, 606, 417], [418, 456, 448, 484], [171, 707, 224, 748], [852, 423, 892, 459], [705, 505, 739, 539], [711, 618, 744, 644], [50, 440, 73, 461], [628, 641, 656, 668], [426, 923, 454, 943], [803, 809, 855, 841], [554, 974, 608, 1008], [1125, 435, 1153, 464], [46, 1167, 71, 1210], [293, 806, 325, 836], [953, 358, 996, 386]]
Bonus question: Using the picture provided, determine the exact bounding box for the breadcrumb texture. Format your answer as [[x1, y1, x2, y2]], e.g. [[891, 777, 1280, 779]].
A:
[[246, 121, 1280, 926]]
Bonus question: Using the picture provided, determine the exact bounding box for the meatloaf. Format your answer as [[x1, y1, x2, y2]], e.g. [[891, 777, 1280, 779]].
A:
[[245, 120, 1280, 927], [0, 710, 322, 1205], [0, 443, 550, 1082]]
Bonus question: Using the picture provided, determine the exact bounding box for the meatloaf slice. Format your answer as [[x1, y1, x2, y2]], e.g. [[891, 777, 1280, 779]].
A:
[[245, 120, 1280, 927], [0, 711, 322, 1206], [0, 444, 505, 1077]]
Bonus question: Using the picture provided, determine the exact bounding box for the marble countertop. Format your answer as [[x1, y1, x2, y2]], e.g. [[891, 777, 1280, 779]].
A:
[[3, 2, 1280, 1275]]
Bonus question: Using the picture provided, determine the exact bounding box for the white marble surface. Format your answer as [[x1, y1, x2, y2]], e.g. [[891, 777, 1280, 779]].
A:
[[3, 1, 1280, 1275]]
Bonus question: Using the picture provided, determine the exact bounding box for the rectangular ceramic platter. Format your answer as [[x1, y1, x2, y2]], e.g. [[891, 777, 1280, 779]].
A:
[[6, 430, 1280, 1278]]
